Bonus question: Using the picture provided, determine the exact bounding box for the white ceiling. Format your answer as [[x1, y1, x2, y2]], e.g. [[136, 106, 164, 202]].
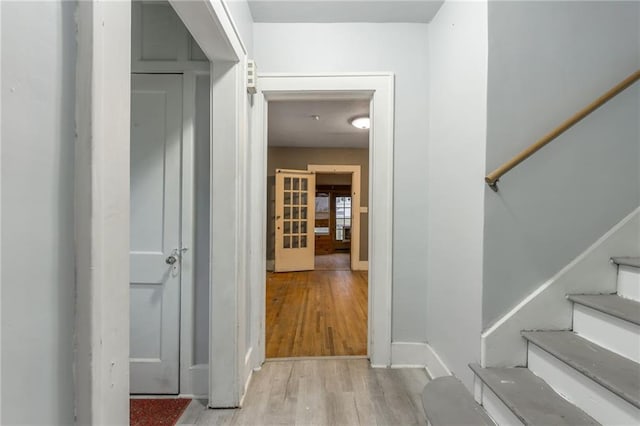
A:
[[268, 99, 370, 148], [247, 0, 445, 23]]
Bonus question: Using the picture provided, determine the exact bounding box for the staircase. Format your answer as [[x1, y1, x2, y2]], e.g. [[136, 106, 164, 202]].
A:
[[423, 257, 640, 425]]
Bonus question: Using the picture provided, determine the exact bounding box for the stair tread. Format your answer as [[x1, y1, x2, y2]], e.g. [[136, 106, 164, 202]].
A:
[[567, 294, 640, 325], [469, 363, 599, 425], [522, 331, 640, 409], [422, 376, 495, 426], [612, 256, 640, 268]]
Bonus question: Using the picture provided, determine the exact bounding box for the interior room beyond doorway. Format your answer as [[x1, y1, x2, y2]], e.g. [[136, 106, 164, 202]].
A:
[[265, 99, 370, 358]]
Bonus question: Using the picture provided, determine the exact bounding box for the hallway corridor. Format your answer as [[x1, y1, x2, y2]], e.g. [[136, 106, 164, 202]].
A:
[[178, 359, 428, 425]]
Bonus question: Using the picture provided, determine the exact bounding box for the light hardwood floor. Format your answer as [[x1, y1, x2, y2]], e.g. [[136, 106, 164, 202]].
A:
[[178, 359, 429, 425], [266, 267, 367, 358], [315, 253, 351, 271]]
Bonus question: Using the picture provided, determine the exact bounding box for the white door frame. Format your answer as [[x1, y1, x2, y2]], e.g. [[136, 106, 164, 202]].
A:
[[75, 1, 248, 422], [250, 74, 395, 367], [307, 164, 364, 272]]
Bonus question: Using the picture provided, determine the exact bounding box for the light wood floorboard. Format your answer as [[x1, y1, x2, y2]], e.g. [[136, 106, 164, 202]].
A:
[[178, 359, 429, 426], [266, 269, 367, 358]]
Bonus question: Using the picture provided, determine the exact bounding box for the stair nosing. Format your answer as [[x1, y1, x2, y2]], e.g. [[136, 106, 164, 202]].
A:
[[611, 256, 640, 268], [567, 293, 640, 326], [522, 330, 640, 409]]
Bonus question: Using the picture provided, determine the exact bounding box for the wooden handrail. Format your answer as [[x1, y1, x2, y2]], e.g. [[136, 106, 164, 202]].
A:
[[486, 69, 640, 191]]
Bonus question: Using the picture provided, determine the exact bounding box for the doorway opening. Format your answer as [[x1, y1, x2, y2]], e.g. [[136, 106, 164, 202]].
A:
[[128, 0, 211, 401], [264, 99, 370, 358]]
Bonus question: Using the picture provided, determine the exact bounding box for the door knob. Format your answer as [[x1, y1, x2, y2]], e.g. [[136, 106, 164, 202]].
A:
[[166, 255, 178, 265]]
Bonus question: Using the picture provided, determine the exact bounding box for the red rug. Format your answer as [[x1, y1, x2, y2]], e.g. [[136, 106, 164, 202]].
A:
[[130, 398, 191, 426]]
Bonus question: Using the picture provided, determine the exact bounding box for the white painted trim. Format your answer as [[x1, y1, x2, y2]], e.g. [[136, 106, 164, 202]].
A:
[[252, 73, 395, 367], [307, 164, 361, 270], [617, 265, 640, 302], [0, 3, 3, 419], [482, 207, 640, 367], [573, 304, 640, 363], [179, 70, 200, 397], [75, 2, 132, 424], [187, 364, 209, 398], [528, 343, 640, 425], [389, 342, 452, 378], [424, 343, 453, 379]]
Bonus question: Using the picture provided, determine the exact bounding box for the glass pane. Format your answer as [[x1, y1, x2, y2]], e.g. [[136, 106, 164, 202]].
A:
[[293, 192, 299, 205], [293, 178, 299, 190], [284, 192, 291, 205], [300, 235, 307, 248], [301, 222, 307, 234], [300, 207, 307, 220], [316, 193, 329, 220], [336, 227, 343, 241], [284, 207, 291, 219], [284, 221, 291, 235], [293, 207, 299, 219], [284, 177, 291, 190], [283, 236, 291, 248], [345, 218, 351, 227], [292, 221, 299, 234], [301, 178, 308, 191], [292, 236, 299, 248], [301, 192, 307, 205]]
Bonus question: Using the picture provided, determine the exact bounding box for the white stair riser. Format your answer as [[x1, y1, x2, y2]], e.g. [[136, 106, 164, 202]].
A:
[[617, 265, 640, 302], [527, 344, 640, 425], [476, 382, 524, 426], [573, 304, 640, 363]]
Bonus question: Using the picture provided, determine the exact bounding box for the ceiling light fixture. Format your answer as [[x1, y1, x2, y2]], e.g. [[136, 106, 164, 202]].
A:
[[350, 116, 370, 130]]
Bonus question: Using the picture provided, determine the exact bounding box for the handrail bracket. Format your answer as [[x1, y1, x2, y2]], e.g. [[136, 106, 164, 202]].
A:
[[488, 180, 499, 192]]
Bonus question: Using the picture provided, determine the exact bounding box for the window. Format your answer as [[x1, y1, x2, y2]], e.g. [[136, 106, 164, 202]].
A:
[[335, 196, 351, 241]]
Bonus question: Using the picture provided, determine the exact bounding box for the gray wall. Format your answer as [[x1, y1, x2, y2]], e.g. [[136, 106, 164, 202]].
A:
[[254, 22, 430, 342], [483, 1, 640, 328], [1, 1, 76, 423], [426, 0, 488, 389]]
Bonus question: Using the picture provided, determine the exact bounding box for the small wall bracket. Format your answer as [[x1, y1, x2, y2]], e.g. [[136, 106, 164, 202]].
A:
[[487, 180, 499, 192]]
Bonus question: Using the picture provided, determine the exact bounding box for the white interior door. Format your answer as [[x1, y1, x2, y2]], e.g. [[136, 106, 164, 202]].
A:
[[130, 74, 182, 394], [275, 169, 316, 272]]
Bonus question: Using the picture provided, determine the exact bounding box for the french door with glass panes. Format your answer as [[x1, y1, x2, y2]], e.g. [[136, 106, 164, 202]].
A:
[[274, 169, 316, 272]]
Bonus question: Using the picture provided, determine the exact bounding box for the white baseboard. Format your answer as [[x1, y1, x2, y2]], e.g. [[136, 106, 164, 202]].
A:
[[424, 343, 452, 379], [481, 207, 640, 368], [390, 342, 452, 379], [189, 364, 209, 397]]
